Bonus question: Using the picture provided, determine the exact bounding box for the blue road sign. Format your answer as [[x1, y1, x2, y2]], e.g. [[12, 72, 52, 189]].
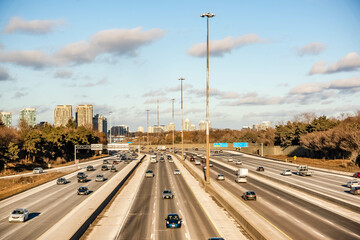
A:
[[233, 142, 248, 147], [214, 143, 228, 147]]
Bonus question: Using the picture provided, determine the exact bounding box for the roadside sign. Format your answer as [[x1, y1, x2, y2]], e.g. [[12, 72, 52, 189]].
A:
[[128, 142, 132, 144], [91, 144, 103, 150], [107, 143, 129, 151], [214, 143, 228, 147], [233, 142, 248, 147]]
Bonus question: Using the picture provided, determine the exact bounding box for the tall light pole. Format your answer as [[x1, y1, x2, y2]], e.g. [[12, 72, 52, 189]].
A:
[[109, 111, 112, 144], [178, 77, 185, 160], [146, 109, 150, 146], [201, 12, 215, 184], [171, 98, 175, 152]]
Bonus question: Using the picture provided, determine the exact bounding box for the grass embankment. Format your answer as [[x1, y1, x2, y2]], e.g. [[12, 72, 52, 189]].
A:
[[266, 155, 360, 173], [0, 171, 74, 200]]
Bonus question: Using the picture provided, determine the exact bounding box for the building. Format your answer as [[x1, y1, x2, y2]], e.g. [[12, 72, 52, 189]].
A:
[[184, 118, 191, 131], [137, 126, 144, 133], [93, 114, 107, 135], [0, 112, 12, 127], [54, 105, 72, 127], [19, 108, 36, 127], [153, 125, 166, 133], [147, 126, 154, 133], [76, 105, 93, 129], [253, 121, 272, 131], [199, 120, 211, 131], [111, 125, 129, 137], [168, 122, 175, 131], [190, 124, 196, 131]]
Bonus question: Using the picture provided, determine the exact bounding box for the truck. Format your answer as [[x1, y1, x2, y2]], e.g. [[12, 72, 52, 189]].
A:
[[236, 168, 248, 183], [157, 146, 166, 151], [297, 165, 312, 176]]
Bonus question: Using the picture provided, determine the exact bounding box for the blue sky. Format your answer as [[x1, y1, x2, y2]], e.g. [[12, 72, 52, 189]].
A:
[[0, 0, 359, 131]]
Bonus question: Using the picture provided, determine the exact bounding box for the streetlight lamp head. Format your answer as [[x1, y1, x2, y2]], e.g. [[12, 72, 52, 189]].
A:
[[178, 77, 185, 81], [201, 12, 215, 18]]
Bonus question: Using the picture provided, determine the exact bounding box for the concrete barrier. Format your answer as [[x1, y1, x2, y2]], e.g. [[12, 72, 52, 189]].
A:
[[38, 155, 145, 240]]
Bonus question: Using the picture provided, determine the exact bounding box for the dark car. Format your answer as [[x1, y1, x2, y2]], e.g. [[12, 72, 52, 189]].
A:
[[110, 166, 117, 172], [57, 177, 67, 185], [208, 238, 225, 240], [86, 165, 95, 171], [190, 157, 195, 161], [101, 165, 108, 171], [77, 186, 89, 195], [165, 213, 182, 228], [353, 172, 360, 178], [103, 159, 109, 164], [243, 191, 256, 200], [256, 166, 265, 171], [350, 186, 360, 195], [113, 160, 118, 165]]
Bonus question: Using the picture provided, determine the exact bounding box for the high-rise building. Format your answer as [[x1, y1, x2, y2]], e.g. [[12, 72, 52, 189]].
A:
[[199, 120, 211, 131], [153, 125, 166, 133], [137, 126, 144, 132], [184, 118, 191, 131], [54, 105, 72, 127], [19, 108, 36, 127], [93, 114, 107, 134], [76, 105, 93, 129], [147, 126, 154, 133], [253, 121, 272, 131], [168, 122, 175, 131], [111, 125, 129, 137], [0, 112, 12, 127], [190, 124, 196, 131]]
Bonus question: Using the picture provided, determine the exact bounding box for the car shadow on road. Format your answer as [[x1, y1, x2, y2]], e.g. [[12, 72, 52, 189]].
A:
[[344, 190, 351, 194], [28, 212, 40, 221]]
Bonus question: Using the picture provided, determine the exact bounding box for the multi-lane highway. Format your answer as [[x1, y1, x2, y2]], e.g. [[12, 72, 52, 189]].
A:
[[0, 156, 131, 240], [188, 149, 360, 240], [118, 154, 220, 239]]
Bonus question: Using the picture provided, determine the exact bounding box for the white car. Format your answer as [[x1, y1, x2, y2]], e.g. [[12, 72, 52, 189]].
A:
[[235, 177, 247, 183], [228, 157, 233, 162], [236, 160, 242, 165], [209, 162, 213, 167], [195, 160, 201, 165], [33, 167, 43, 174], [347, 180, 359, 188], [9, 209, 29, 222], [174, 169, 181, 175], [216, 174, 225, 180], [282, 169, 292, 176]]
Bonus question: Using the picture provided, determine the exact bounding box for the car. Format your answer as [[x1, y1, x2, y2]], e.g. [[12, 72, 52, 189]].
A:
[[145, 169, 154, 178], [353, 172, 360, 178], [174, 169, 181, 175], [350, 186, 360, 195], [219, 150, 223, 153], [195, 160, 201, 165], [113, 160, 118, 165], [95, 174, 105, 182], [214, 150, 219, 153], [209, 162, 213, 167], [77, 186, 89, 195], [236, 160, 242, 165], [208, 238, 225, 240], [124, 160, 129, 164], [282, 169, 292, 176], [346, 180, 359, 188], [235, 177, 247, 183], [162, 189, 174, 199], [103, 160, 109, 164], [243, 191, 256, 200], [169, 158, 174, 163], [57, 177, 67, 185], [190, 157, 195, 161], [203, 165, 207, 171], [228, 157, 233, 162], [101, 165, 108, 171], [167, 155, 172, 160], [33, 167, 43, 174], [195, 148, 198, 151], [160, 157, 165, 162], [216, 174, 225, 180], [165, 213, 182, 228], [256, 166, 265, 171], [86, 165, 95, 171], [9, 209, 29, 222], [110, 166, 117, 172]]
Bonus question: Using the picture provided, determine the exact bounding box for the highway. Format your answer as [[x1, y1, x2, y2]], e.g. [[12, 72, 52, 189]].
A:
[[0, 156, 130, 240], [188, 149, 360, 240], [118, 154, 220, 240]]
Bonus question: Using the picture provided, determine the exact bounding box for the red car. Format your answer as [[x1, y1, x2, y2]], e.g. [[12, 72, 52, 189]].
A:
[[353, 172, 360, 178], [113, 161, 118, 165]]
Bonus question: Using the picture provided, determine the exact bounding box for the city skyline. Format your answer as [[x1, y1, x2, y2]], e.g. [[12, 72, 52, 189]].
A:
[[1, 1, 359, 131]]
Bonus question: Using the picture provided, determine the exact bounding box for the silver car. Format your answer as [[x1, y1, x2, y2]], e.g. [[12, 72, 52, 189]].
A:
[[174, 169, 181, 175], [162, 189, 174, 199], [9, 209, 29, 222], [33, 167, 43, 174], [95, 174, 105, 182]]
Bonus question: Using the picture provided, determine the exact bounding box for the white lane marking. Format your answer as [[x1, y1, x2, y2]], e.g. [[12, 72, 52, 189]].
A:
[[185, 233, 189, 239], [151, 233, 154, 239]]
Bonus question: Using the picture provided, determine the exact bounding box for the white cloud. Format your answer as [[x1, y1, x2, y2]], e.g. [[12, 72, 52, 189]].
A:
[[0, 66, 12, 81], [187, 34, 266, 57], [188, 88, 240, 99], [224, 92, 282, 106], [3, 17, 63, 34], [309, 52, 360, 74], [81, 77, 109, 87], [56, 27, 166, 64], [0, 49, 54, 69], [54, 69, 73, 79], [298, 42, 327, 56]]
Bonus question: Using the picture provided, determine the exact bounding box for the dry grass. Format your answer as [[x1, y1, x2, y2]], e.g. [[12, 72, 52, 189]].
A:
[[266, 155, 360, 173], [0, 171, 74, 201]]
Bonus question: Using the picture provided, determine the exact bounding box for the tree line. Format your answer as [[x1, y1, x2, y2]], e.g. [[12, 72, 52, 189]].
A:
[[0, 120, 106, 169]]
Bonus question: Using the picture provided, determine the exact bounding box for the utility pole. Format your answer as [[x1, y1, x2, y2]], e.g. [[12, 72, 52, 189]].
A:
[[157, 99, 159, 127], [179, 77, 185, 160], [201, 12, 215, 184], [146, 109, 150, 146], [171, 98, 175, 152]]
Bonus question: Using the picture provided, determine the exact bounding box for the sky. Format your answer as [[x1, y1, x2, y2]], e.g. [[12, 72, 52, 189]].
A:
[[0, 0, 359, 131]]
